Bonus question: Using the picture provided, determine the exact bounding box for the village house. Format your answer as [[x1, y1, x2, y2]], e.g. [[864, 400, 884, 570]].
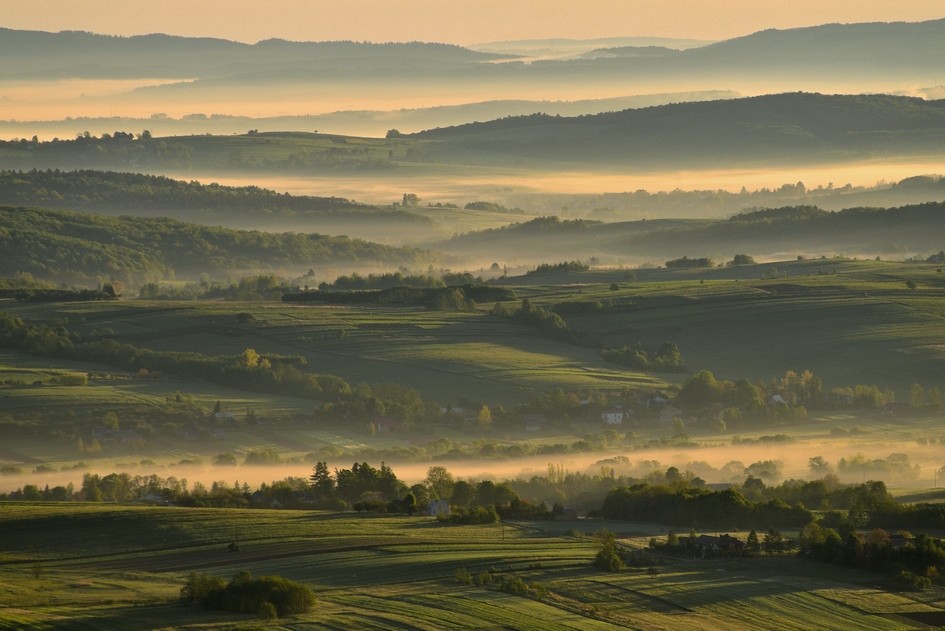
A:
[[678, 534, 746, 557], [601, 410, 625, 425], [427, 499, 451, 517]]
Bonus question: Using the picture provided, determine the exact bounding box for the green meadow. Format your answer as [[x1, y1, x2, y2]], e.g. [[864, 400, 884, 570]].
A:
[[3, 504, 945, 630]]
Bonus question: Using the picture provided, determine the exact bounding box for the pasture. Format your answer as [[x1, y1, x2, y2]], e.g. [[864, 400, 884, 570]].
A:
[[3, 505, 945, 630]]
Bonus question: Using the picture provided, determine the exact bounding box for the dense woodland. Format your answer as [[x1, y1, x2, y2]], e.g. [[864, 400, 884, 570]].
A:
[[0, 205, 438, 284], [0, 169, 426, 223], [440, 200, 945, 260]]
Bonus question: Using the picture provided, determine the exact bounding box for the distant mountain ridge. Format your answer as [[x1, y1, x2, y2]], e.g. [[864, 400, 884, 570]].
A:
[[3, 18, 945, 83], [0, 28, 509, 80], [413, 92, 945, 167]]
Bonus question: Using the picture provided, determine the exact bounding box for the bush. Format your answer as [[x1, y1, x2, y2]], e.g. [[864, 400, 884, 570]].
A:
[[181, 571, 315, 617]]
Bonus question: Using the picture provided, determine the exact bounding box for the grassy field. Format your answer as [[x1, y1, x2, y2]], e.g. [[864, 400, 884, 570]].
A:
[[499, 258, 945, 393], [2, 256, 945, 486], [5, 257, 943, 406], [0, 298, 664, 408], [3, 504, 945, 630]]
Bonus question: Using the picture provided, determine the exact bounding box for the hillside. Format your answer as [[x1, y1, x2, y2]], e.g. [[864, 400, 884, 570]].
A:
[[0, 29, 509, 80], [0, 205, 441, 285], [414, 93, 945, 167], [435, 201, 945, 264], [5, 19, 945, 85], [0, 169, 428, 230], [6, 94, 945, 174]]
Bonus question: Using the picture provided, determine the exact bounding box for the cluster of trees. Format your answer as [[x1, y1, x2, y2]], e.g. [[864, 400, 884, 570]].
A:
[[323, 272, 445, 291], [665, 256, 714, 269], [727, 254, 756, 266], [319, 271, 483, 291], [799, 523, 945, 590], [463, 201, 525, 214], [0, 205, 438, 284], [601, 483, 813, 529], [139, 274, 294, 302], [526, 260, 590, 275], [490, 298, 598, 347], [0, 273, 54, 297], [671, 369, 821, 424], [601, 341, 685, 373], [837, 453, 920, 482], [180, 571, 315, 619], [284, 284, 513, 311], [14, 285, 120, 302]]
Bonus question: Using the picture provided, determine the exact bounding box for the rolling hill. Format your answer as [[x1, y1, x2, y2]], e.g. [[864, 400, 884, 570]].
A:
[[0, 205, 442, 285]]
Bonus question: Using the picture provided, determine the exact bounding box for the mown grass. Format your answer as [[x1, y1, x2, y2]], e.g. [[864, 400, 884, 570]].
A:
[[2, 505, 943, 630]]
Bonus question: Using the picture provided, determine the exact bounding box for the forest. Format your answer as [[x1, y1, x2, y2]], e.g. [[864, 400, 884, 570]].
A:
[[0, 205, 439, 284]]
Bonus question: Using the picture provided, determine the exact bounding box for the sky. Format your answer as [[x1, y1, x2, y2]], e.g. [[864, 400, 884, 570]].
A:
[[2, 0, 944, 45]]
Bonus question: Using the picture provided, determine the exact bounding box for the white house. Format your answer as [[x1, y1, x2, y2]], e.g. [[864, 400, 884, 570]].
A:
[[427, 499, 451, 517], [601, 410, 624, 425]]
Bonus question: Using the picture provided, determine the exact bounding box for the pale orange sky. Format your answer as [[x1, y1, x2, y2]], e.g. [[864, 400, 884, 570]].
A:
[[2, 0, 944, 44]]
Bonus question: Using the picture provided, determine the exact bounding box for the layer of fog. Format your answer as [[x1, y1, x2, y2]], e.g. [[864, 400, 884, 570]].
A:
[[2, 72, 941, 126], [181, 159, 945, 213], [467, 37, 715, 62], [0, 90, 739, 141], [4, 439, 944, 498]]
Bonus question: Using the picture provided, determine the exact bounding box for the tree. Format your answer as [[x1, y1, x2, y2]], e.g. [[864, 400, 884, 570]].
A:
[[402, 193, 420, 206], [728, 254, 756, 266], [678, 370, 720, 409], [746, 529, 760, 556], [808, 456, 832, 476], [386, 129, 405, 138], [593, 528, 623, 572], [102, 412, 119, 430], [905, 279, 917, 290], [476, 405, 492, 428], [764, 528, 783, 556], [403, 492, 418, 515], [309, 461, 334, 498], [667, 530, 679, 547], [709, 418, 726, 434], [451, 480, 474, 507], [910, 383, 926, 408], [239, 348, 260, 368], [424, 466, 455, 501]]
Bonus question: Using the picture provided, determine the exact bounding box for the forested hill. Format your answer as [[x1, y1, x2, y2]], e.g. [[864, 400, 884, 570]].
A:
[[5, 18, 945, 84], [0, 170, 428, 225], [680, 19, 945, 70], [435, 202, 945, 263], [413, 93, 945, 167], [0, 29, 509, 80], [0, 206, 442, 285]]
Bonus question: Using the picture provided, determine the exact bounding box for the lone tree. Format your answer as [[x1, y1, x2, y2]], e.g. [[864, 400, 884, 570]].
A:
[[728, 254, 756, 266], [593, 528, 623, 572]]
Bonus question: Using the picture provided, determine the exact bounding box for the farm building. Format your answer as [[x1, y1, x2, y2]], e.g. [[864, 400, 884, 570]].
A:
[[601, 410, 625, 425], [427, 499, 451, 517]]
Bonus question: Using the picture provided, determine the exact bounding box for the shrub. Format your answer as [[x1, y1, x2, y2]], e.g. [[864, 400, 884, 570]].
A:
[[181, 571, 315, 617]]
